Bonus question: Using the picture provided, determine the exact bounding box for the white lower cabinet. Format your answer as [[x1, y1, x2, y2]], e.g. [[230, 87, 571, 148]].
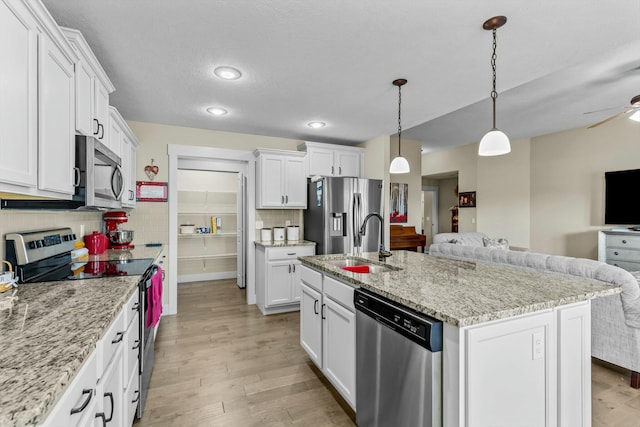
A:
[[444, 301, 591, 427], [255, 245, 315, 315], [41, 290, 140, 427], [299, 265, 356, 409]]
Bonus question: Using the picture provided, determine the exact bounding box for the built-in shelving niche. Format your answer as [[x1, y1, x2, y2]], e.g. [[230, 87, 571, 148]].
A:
[[177, 170, 239, 283]]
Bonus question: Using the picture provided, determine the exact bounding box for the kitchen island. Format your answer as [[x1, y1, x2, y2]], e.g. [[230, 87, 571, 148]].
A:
[[299, 250, 620, 427], [0, 246, 162, 427]]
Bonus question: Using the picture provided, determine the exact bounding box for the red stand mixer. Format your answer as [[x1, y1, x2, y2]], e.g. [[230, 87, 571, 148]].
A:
[[104, 211, 135, 250]]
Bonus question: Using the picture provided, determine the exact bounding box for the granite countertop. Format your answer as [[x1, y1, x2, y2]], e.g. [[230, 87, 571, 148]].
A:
[[0, 247, 162, 426], [255, 240, 316, 248], [299, 251, 620, 327]]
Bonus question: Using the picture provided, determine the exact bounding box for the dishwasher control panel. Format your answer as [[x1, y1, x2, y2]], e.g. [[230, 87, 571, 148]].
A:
[[355, 289, 442, 352]]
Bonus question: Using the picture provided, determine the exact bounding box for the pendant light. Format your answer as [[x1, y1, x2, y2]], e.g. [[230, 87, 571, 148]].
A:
[[478, 16, 511, 157], [389, 78, 410, 174]]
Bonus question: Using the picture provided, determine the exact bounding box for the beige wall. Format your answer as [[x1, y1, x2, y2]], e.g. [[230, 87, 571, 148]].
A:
[[477, 138, 531, 248], [360, 135, 391, 248], [531, 119, 640, 258], [438, 178, 459, 233], [389, 137, 423, 231], [421, 118, 640, 258], [422, 143, 477, 232]]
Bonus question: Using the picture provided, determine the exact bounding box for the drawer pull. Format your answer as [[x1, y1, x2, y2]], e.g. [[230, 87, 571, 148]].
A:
[[132, 302, 140, 311], [112, 331, 125, 344], [287, 253, 296, 256], [623, 240, 628, 244], [132, 339, 140, 350], [70, 388, 93, 415], [95, 413, 106, 426], [104, 392, 114, 422], [132, 390, 140, 403], [615, 251, 619, 256]]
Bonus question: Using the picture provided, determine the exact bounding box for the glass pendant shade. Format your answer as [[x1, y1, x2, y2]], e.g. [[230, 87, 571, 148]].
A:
[[478, 128, 511, 156], [389, 155, 410, 174], [629, 110, 640, 123]]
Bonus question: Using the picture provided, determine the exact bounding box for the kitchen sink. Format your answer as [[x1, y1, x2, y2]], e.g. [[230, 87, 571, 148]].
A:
[[325, 257, 401, 274]]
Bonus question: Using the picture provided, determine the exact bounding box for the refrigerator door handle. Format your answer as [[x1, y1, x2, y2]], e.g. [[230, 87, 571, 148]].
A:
[[353, 193, 362, 248]]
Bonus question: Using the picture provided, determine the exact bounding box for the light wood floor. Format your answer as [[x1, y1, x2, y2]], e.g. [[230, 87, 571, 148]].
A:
[[136, 279, 640, 426]]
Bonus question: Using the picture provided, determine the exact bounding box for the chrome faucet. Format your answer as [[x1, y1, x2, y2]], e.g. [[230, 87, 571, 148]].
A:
[[359, 213, 393, 261]]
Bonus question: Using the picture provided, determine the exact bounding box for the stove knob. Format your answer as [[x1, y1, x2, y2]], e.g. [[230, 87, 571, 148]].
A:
[[28, 241, 36, 249], [36, 240, 44, 248], [62, 235, 68, 241]]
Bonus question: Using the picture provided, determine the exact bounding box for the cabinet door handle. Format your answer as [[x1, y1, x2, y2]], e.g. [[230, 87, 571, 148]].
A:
[[95, 413, 106, 427], [622, 240, 628, 244], [70, 388, 93, 415], [132, 339, 140, 350], [104, 392, 114, 422], [285, 195, 288, 204], [73, 167, 81, 187], [321, 303, 326, 320], [281, 195, 285, 204], [132, 390, 140, 403], [288, 264, 291, 273], [93, 118, 100, 135], [132, 302, 140, 311], [292, 264, 296, 273], [614, 251, 619, 256], [339, 166, 342, 175], [98, 123, 104, 140], [331, 166, 334, 175], [112, 331, 124, 344], [314, 299, 319, 315]]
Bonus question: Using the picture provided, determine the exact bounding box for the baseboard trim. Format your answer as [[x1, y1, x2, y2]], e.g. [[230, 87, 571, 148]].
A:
[[178, 271, 236, 283]]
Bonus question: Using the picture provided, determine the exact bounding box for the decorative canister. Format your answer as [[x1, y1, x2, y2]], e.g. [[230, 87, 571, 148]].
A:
[[273, 227, 285, 241], [261, 228, 272, 242], [286, 226, 300, 241]]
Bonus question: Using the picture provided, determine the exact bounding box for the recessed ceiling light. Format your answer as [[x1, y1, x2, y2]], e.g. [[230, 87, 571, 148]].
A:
[[307, 121, 326, 129], [207, 107, 228, 116], [213, 66, 242, 80]]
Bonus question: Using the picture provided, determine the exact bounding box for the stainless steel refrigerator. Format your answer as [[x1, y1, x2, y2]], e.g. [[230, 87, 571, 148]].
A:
[[304, 177, 384, 255]]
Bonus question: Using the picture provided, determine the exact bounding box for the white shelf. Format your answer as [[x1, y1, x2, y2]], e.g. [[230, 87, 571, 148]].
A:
[[178, 233, 237, 238], [178, 253, 237, 260]]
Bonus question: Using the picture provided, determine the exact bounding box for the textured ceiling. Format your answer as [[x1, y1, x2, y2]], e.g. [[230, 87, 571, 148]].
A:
[[42, 0, 640, 152]]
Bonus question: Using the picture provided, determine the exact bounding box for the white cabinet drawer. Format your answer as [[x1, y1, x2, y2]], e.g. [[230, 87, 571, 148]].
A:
[[124, 365, 140, 427], [323, 275, 355, 312], [100, 308, 125, 373], [606, 259, 640, 272], [123, 290, 140, 328], [605, 247, 640, 263], [44, 351, 98, 427], [266, 245, 314, 261], [300, 265, 322, 292], [607, 235, 640, 250], [123, 312, 140, 384]]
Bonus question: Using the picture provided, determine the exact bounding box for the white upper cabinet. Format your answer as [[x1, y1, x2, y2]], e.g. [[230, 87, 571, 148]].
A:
[[298, 141, 364, 178], [61, 27, 115, 146], [0, 0, 39, 189], [254, 149, 307, 209], [0, 0, 79, 198], [109, 106, 139, 208], [37, 32, 76, 195]]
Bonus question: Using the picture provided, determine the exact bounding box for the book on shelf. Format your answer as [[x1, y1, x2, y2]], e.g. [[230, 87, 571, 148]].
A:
[[211, 216, 222, 234]]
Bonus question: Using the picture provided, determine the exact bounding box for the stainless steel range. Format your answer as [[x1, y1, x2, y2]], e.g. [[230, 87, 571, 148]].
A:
[[4, 228, 158, 420]]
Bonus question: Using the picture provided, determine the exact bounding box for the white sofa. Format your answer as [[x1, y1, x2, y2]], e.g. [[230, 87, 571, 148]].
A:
[[429, 232, 640, 388]]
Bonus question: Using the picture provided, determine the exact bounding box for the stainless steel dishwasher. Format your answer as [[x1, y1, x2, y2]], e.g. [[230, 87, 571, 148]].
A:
[[355, 288, 443, 427]]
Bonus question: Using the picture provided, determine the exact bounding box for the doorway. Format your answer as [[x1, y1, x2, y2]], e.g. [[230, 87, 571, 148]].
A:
[[167, 145, 256, 316], [421, 186, 438, 247]]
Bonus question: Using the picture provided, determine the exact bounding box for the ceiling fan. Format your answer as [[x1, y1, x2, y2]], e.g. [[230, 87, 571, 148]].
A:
[[586, 95, 640, 128]]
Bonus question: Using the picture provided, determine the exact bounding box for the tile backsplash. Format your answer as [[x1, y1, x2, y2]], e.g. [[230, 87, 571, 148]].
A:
[[0, 210, 103, 262], [255, 209, 304, 241]]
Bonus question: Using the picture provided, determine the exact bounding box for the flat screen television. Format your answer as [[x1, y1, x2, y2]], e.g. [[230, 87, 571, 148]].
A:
[[604, 168, 640, 228]]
